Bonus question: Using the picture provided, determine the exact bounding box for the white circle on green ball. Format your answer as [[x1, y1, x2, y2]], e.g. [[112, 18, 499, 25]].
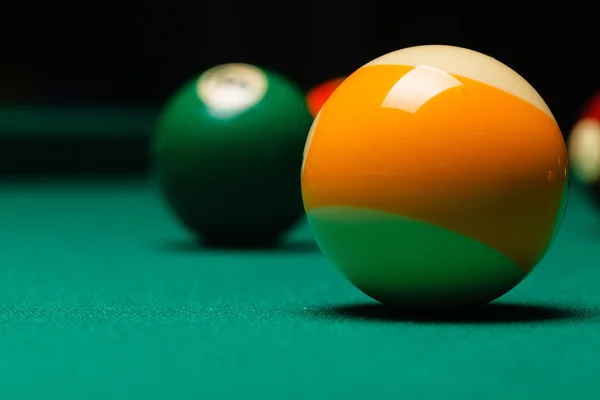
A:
[[196, 63, 268, 114]]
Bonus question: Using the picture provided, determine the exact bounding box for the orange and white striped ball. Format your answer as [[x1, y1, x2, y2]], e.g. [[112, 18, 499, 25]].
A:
[[301, 45, 569, 307]]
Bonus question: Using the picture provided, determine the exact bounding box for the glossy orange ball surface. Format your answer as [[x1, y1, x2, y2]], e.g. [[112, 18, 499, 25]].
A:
[[301, 45, 569, 307]]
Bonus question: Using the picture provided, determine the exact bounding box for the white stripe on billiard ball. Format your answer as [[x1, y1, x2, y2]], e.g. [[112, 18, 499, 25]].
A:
[[363, 45, 554, 122]]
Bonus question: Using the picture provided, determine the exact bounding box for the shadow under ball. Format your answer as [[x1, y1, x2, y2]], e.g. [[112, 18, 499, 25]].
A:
[[152, 63, 313, 246]]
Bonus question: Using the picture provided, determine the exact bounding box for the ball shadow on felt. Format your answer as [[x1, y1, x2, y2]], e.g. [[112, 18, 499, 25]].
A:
[[309, 301, 595, 324]]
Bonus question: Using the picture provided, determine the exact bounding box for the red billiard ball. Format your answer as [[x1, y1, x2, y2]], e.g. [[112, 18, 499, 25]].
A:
[[306, 77, 345, 118], [581, 92, 600, 120]]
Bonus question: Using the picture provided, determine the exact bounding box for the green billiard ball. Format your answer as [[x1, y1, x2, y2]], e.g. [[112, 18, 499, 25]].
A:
[[152, 63, 313, 247]]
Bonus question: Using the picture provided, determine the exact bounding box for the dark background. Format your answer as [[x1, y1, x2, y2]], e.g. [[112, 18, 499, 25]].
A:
[[1, 8, 595, 173]]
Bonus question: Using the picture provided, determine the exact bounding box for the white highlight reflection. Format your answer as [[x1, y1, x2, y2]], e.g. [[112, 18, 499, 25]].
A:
[[381, 65, 463, 113], [196, 63, 268, 118]]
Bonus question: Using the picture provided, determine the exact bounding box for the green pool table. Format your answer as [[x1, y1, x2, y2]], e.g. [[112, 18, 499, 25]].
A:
[[0, 178, 598, 399], [1, 107, 600, 399]]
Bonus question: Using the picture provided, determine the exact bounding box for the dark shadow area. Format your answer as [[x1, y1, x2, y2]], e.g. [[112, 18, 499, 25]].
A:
[[587, 188, 600, 208], [309, 302, 599, 325], [158, 238, 320, 254], [0, 135, 148, 176]]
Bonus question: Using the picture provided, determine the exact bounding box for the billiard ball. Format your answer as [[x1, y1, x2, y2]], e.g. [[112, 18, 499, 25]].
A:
[[568, 92, 600, 188], [153, 63, 313, 247], [301, 45, 569, 307], [568, 117, 600, 186], [579, 91, 600, 121], [306, 77, 345, 118]]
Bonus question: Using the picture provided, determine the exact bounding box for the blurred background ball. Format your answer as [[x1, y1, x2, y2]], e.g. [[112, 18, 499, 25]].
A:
[[568, 118, 600, 185], [306, 77, 345, 118], [152, 63, 313, 247]]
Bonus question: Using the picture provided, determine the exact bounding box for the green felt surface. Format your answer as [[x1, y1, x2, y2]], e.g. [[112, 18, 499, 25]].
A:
[[1, 180, 599, 399]]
